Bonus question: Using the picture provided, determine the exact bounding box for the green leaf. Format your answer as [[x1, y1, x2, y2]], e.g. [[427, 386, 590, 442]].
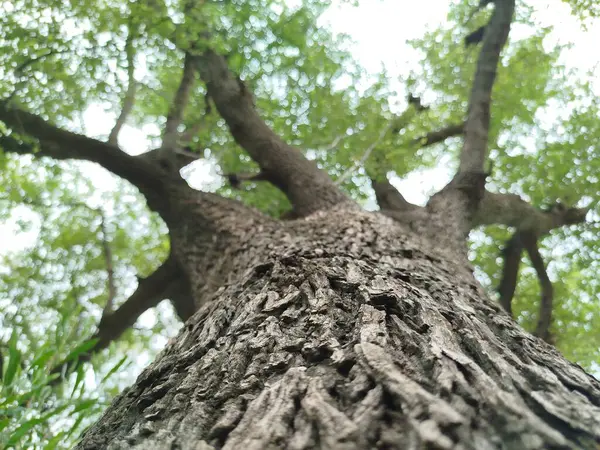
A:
[[100, 355, 128, 385], [2, 331, 21, 386], [43, 432, 66, 450], [0, 417, 10, 432], [72, 398, 97, 413], [5, 417, 43, 448], [31, 346, 56, 370], [63, 338, 99, 364], [71, 364, 86, 399]]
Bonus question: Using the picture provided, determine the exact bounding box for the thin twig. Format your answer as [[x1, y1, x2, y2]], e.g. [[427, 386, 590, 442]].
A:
[[320, 134, 346, 151], [108, 25, 137, 146], [3, 50, 68, 104], [14, 50, 68, 75], [162, 52, 198, 149], [335, 122, 393, 186], [99, 214, 116, 317], [1, 190, 117, 316]]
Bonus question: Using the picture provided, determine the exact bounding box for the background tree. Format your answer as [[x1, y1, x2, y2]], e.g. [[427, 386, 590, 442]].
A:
[[1, 0, 599, 448]]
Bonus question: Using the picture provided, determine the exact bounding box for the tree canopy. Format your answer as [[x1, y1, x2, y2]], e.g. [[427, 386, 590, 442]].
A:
[[1, 0, 599, 447]]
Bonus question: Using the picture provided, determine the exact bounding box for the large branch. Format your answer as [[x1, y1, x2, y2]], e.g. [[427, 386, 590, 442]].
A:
[[475, 192, 589, 234], [94, 254, 189, 350], [0, 103, 165, 196], [0, 106, 275, 236], [194, 50, 350, 217], [479, 194, 583, 324], [425, 0, 515, 240], [458, 0, 515, 175], [424, 1, 520, 243], [136, 10, 349, 216]]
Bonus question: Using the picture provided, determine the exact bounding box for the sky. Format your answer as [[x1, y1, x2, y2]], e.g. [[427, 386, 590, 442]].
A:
[[1, 0, 600, 372]]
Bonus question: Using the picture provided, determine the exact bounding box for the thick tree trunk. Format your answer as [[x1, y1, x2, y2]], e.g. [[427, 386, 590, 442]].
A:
[[78, 208, 600, 450]]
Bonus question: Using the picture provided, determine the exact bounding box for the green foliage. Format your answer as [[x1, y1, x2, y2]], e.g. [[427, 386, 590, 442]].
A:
[[0, 332, 106, 449], [0, 155, 177, 448], [561, 0, 600, 23]]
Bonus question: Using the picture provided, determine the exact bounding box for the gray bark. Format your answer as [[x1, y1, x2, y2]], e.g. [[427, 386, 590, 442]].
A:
[[77, 207, 600, 450]]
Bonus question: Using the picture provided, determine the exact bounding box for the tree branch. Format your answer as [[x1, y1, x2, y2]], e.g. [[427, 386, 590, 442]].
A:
[[137, 9, 350, 215], [497, 232, 524, 315], [458, 0, 514, 176], [366, 107, 460, 221], [336, 122, 394, 186], [98, 213, 117, 317], [412, 122, 465, 147], [482, 194, 585, 322], [474, 192, 589, 234], [49, 254, 189, 383], [424, 1, 519, 243], [224, 171, 270, 189], [108, 27, 137, 146], [371, 177, 421, 213], [14, 49, 68, 76], [162, 52, 197, 149], [0, 105, 168, 210], [521, 233, 554, 343], [497, 230, 554, 343], [193, 50, 351, 216]]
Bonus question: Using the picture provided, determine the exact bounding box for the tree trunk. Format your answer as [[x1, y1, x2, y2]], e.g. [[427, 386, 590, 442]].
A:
[[77, 208, 600, 450]]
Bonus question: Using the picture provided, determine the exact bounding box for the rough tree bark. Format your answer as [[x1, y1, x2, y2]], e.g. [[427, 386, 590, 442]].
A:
[[76, 207, 600, 450], [1, 0, 599, 448]]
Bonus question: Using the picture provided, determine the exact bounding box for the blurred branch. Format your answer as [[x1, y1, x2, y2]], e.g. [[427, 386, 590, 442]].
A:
[[14, 49, 68, 76], [162, 52, 198, 149], [314, 133, 347, 152], [3, 50, 68, 103], [47, 253, 189, 386], [497, 230, 554, 344], [1, 191, 117, 317], [336, 122, 394, 186], [223, 171, 270, 189], [475, 194, 590, 234], [412, 122, 465, 147], [521, 233, 554, 343], [99, 214, 117, 317], [179, 120, 206, 145], [497, 232, 523, 315], [108, 25, 138, 146], [371, 177, 421, 213]]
